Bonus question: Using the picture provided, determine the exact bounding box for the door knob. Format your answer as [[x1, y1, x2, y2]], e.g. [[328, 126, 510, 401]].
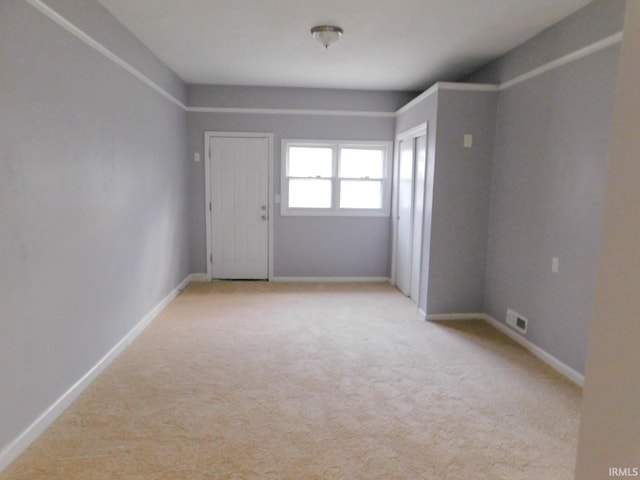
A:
[[261, 215, 267, 221], [261, 205, 267, 210]]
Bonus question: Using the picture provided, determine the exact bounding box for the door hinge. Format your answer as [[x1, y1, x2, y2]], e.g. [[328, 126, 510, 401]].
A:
[[210, 254, 213, 263], [209, 202, 212, 212]]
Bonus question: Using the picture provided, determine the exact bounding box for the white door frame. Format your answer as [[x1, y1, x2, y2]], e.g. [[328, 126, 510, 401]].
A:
[[204, 131, 274, 280], [391, 123, 428, 290]]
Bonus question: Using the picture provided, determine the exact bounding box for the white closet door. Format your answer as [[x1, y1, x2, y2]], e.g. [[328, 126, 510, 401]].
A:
[[396, 139, 415, 296]]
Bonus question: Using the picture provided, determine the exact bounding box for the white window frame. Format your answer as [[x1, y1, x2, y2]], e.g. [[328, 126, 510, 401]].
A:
[[280, 139, 393, 217]]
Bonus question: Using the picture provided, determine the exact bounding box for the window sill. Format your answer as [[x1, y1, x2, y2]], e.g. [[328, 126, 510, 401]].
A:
[[280, 208, 390, 217]]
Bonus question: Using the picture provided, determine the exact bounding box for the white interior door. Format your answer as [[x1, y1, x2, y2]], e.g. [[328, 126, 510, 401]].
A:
[[396, 139, 415, 296], [210, 136, 269, 279], [410, 135, 427, 302]]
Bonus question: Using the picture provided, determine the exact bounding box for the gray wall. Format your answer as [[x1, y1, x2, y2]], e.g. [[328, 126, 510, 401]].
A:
[[41, 0, 187, 104], [395, 93, 439, 314], [0, 0, 189, 456], [428, 90, 496, 314], [187, 86, 403, 278], [395, 93, 438, 135], [395, 88, 496, 315], [189, 85, 416, 112], [464, 0, 626, 85], [479, 1, 622, 374]]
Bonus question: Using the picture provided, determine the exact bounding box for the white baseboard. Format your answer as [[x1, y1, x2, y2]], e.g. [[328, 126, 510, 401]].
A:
[[0, 283, 583, 474], [189, 275, 390, 283], [0, 274, 192, 473], [187, 273, 209, 282], [419, 311, 584, 387], [426, 313, 485, 322], [270, 276, 390, 283], [481, 314, 584, 387]]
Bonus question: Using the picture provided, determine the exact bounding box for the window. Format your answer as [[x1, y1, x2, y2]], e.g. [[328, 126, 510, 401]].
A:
[[281, 140, 392, 216]]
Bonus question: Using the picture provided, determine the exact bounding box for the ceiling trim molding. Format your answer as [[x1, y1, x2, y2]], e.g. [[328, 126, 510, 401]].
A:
[[25, 0, 188, 110], [188, 106, 396, 118], [498, 31, 623, 91], [26, 0, 622, 119], [27, 0, 397, 118], [395, 32, 622, 115]]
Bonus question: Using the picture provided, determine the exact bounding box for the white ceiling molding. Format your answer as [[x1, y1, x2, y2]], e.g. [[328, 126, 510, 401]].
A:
[[187, 107, 396, 118], [498, 31, 623, 91], [96, 0, 595, 91], [24, 0, 622, 119], [25, 0, 188, 110]]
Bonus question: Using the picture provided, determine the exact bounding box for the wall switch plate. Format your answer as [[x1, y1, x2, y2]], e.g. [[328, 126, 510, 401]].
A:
[[552, 257, 559, 273], [464, 134, 473, 148], [194, 153, 201, 163]]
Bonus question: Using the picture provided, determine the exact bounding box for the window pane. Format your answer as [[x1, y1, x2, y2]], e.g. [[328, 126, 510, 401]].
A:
[[340, 180, 382, 209], [288, 147, 333, 177], [288, 179, 332, 208], [339, 148, 384, 179]]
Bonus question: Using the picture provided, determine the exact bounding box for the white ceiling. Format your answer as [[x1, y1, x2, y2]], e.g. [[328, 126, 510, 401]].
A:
[[96, 0, 594, 91]]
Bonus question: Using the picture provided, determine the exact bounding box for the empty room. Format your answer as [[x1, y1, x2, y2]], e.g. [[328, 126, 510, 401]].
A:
[[1, 0, 639, 478]]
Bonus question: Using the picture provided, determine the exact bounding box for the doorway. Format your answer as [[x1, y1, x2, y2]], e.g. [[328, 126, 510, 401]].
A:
[[204, 132, 273, 280]]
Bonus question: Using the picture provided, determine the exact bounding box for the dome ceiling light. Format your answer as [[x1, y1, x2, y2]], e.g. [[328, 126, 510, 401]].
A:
[[310, 25, 344, 49]]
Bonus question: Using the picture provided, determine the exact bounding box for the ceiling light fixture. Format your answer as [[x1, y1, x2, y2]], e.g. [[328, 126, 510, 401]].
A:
[[310, 25, 343, 49]]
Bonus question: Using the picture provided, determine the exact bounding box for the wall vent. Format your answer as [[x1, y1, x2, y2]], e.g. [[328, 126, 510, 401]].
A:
[[506, 309, 528, 335]]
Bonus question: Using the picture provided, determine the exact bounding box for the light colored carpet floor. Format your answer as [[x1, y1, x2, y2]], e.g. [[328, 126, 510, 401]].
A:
[[1, 282, 581, 479]]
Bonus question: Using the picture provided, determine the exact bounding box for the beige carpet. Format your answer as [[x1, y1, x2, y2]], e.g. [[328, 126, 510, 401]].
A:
[[1, 282, 581, 479]]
